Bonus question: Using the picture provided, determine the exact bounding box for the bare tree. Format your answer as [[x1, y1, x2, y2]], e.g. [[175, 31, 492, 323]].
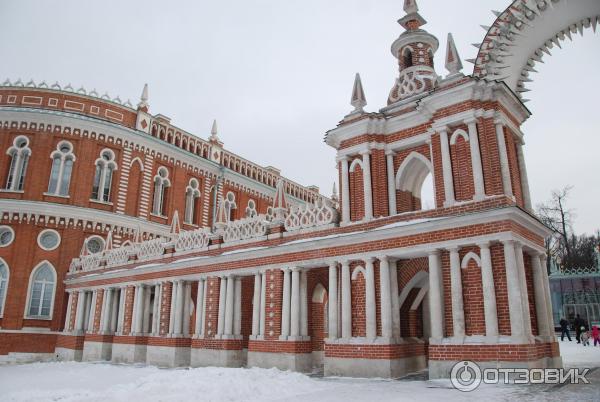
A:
[[536, 186, 575, 268]]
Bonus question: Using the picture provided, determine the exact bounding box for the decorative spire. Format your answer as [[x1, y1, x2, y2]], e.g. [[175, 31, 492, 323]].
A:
[[350, 73, 367, 113], [137, 83, 149, 111], [331, 182, 338, 202], [209, 119, 220, 143], [133, 224, 142, 243], [170, 210, 181, 236], [104, 231, 113, 252], [398, 0, 426, 30], [404, 0, 418, 14], [215, 195, 228, 232], [445, 33, 463, 76], [273, 179, 288, 210], [79, 239, 89, 257]]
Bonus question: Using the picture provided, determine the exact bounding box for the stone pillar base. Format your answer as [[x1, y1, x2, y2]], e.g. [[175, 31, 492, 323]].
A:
[[146, 337, 191, 367], [324, 355, 426, 378], [428, 356, 563, 379], [247, 350, 313, 372], [190, 348, 243, 368], [111, 337, 147, 364], [427, 340, 562, 379], [55, 347, 83, 362], [82, 340, 113, 362]]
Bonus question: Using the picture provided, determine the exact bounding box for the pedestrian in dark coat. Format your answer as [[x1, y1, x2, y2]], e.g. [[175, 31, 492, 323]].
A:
[[560, 318, 572, 341]]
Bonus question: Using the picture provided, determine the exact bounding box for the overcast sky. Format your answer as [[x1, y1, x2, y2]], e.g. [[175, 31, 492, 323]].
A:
[[1, 0, 598, 234]]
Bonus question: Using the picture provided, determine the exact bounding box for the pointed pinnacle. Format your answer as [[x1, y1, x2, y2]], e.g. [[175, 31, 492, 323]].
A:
[[211, 119, 218, 136], [403, 0, 418, 14], [350, 73, 367, 112], [445, 33, 463, 76]]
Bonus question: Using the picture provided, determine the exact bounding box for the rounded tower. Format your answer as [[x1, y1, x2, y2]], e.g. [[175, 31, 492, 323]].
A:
[[388, 0, 439, 104]]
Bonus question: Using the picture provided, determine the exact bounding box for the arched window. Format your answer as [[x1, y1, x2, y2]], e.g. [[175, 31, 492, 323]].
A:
[[0, 259, 9, 317], [26, 262, 56, 319], [86, 235, 105, 254], [395, 152, 435, 213], [152, 167, 171, 216], [91, 149, 117, 202], [47, 141, 76, 196], [224, 191, 237, 222], [402, 47, 414, 68], [245, 199, 257, 218], [5, 136, 31, 191], [184, 178, 201, 224]]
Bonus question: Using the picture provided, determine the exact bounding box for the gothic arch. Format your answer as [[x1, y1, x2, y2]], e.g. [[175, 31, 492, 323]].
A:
[[395, 152, 433, 196], [449, 129, 469, 146], [129, 157, 144, 171], [461, 251, 482, 269], [349, 158, 363, 173]]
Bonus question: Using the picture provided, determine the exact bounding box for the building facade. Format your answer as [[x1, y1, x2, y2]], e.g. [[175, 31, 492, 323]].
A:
[[3, 0, 597, 378]]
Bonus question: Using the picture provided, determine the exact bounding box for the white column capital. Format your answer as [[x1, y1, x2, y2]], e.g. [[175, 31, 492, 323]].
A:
[[464, 117, 478, 125], [476, 241, 491, 249], [385, 149, 396, 157]]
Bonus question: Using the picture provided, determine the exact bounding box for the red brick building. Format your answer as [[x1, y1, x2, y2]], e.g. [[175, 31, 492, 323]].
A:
[[3, 0, 592, 378]]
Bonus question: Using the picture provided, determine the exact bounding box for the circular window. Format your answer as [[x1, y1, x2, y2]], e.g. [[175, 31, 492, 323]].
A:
[[0, 226, 14, 247], [38, 229, 61, 251], [86, 236, 105, 254]]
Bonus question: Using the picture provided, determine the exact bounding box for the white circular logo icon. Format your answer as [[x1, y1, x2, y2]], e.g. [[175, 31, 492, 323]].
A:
[[450, 360, 482, 392]]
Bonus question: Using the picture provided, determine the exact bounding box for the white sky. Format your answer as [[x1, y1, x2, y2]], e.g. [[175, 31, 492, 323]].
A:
[[1, 0, 598, 234]]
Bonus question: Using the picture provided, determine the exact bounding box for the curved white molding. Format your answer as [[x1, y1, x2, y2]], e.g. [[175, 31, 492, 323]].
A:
[[37, 229, 61, 251], [348, 158, 363, 173], [312, 283, 327, 303], [395, 151, 433, 195], [398, 270, 429, 309], [449, 129, 469, 146], [461, 251, 482, 269], [351, 265, 366, 280]]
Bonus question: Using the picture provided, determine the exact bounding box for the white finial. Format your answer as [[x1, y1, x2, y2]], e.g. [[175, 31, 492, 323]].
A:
[[350, 73, 367, 113], [138, 83, 149, 109], [331, 182, 339, 202], [404, 0, 419, 14], [272, 179, 288, 223], [209, 119, 221, 142], [445, 33, 463, 76], [170, 210, 181, 236]]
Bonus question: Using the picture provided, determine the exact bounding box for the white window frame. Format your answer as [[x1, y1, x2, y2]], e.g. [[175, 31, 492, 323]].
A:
[[37, 229, 62, 251], [46, 141, 76, 197], [224, 191, 237, 222], [85, 235, 106, 255], [245, 199, 257, 218], [91, 149, 117, 203], [4, 135, 31, 192], [24, 261, 57, 320], [152, 167, 171, 217], [184, 178, 201, 224], [0, 258, 9, 318], [0, 226, 15, 248]]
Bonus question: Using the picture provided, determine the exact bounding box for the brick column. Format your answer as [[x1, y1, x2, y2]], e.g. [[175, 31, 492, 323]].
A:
[[280, 268, 291, 339], [365, 257, 376, 340], [122, 286, 135, 335], [328, 262, 339, 339], [361, 150, 373, 220], [531, 252, 551, 337], [478, 242, 499, 337], [448, 247, 465, 338], [341, 261, 352, 339], [466, 118, 485, 200], [494, 120, 513, 198], [379, 256, 392, 339], [502, 241, 526, 341], [386, 151, 397, 216], [438, 127, 455, 207], [428, 251, 444, 340]]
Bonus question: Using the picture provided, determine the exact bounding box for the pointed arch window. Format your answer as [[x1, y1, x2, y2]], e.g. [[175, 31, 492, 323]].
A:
[[245, 199, 257, 218], [26, 262, 56, 319], [5, 136, 31, 191], [48, 141, 76, 196], [152, 167, 171, 216], [224, 191, 237, 222], [402, 47, 414, 69], [184, 178, 201, 224], [92, 149, 117, 202], [0, 260, 9, 317]]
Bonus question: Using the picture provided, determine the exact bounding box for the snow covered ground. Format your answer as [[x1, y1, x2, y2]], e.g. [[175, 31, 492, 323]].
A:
[[0, 340, 598, 402]]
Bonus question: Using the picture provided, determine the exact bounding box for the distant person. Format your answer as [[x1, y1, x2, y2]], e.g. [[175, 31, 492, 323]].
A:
[[560, 317, 572, 341], [574, 314, 584, 343], [581, 330, 590, 346], [592, 325, 600, 347]]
